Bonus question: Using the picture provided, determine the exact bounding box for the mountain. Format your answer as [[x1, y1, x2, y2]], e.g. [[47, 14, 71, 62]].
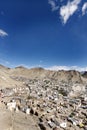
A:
[[10, 67, 83, 83], [81, 71, 87, 78], [0, 64, 87, 88]]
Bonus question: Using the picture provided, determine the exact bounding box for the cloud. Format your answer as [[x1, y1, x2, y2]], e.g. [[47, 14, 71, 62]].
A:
[[48, 0, 59, 11], [82, 2, 87, 15], [48, 0, 87, 24], [0, 29, 8, 37], [46, 65, 87, 72], [60, 0, 81, 24]]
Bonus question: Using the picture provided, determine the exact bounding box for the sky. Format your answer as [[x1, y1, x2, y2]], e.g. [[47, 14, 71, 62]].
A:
[[0, 0, 87, 71]]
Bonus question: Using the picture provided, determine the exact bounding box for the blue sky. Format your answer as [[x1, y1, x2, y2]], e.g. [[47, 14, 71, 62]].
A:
[[0, 0, 87, 70]]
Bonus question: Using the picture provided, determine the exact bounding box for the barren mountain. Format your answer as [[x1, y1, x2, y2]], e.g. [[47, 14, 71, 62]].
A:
[[82, 71, 87, 78], [8, 66, 83, 83]]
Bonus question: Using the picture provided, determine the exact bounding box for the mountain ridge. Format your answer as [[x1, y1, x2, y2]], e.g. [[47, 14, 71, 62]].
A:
[[0, 64, 86, 86]]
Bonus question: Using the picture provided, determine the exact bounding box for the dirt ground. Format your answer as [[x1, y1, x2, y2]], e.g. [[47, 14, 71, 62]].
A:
[[0, 102, 40, 130]]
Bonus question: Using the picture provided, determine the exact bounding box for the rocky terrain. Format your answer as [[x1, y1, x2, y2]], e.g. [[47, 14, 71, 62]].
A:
[[0, 64, 87, 130]]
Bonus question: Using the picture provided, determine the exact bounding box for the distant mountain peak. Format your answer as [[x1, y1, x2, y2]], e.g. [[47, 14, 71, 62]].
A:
[[15, 66, 27, 69]]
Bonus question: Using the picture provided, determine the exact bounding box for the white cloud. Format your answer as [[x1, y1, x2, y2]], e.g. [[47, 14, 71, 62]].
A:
[[60, 0, 81, 24], [0, 29, 8, 37], [48, 0, 59, 11], [82, 2, 87, 15], [48, 0, 87, 24], [46, 65, 87, 72]]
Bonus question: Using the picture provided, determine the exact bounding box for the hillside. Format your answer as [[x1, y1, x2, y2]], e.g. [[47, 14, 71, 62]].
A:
[[0, 65, 87, 130]]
